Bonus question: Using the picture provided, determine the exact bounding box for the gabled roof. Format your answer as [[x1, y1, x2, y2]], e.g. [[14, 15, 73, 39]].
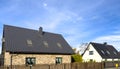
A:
[[3, 25, 74, 55], [89, 42, 120, 59]]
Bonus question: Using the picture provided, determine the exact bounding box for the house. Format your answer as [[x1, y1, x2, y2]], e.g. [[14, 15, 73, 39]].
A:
[[1, 25, 74, 66], [82, 42, 120, 62]]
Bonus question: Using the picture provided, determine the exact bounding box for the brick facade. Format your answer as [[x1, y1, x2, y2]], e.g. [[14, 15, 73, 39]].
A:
[[4, 52, 71, 66]]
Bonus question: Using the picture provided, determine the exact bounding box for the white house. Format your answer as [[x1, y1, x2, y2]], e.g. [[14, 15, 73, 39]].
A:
[[82, 42, 120, 62]]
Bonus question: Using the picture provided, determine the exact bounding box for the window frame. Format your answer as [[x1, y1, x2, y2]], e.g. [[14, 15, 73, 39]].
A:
[[57, 43, 62, 49], [90, 59, 93, 62], [27, 39, 33, 46], [56, 57, 62, 64], [101, 50, 105, 54], [89, 51, 93, 55], [43, 41, 49, 48], [26, 57, 36, 66], [106, 51, 110, 55], [113, 51, 117, 55]]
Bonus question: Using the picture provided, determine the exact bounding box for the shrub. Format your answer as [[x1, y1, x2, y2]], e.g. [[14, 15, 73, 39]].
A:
[[72, 54, 83, 62]]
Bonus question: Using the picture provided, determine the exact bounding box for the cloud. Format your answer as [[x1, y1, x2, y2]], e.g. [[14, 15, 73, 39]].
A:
[[23, 2, 85, 31], [24, 12, 72, 31], [93, 35, 120, 51], [43, 3, 48, 7], [90, 16, 100, 20], [94, 35, 120, 42], [0, 0, 21, 14], [1, 0, 119, 50]]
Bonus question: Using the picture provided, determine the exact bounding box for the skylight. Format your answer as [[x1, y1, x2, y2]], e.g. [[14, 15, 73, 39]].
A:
[[106, 51, 110, 54], [113, 51, 117, 55], [43, 41, 48, 47], [57, 43, 62, 48], [27, 40, 32, 46], [101, 50, 105, 54]]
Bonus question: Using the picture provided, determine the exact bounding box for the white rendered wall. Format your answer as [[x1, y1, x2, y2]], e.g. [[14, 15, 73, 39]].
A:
[[82, 44, 102, 62]]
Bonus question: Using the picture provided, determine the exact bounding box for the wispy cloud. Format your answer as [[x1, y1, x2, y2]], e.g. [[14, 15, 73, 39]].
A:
[[24, 2, 85, 31], [43, 3, 48, 7], [94, 35, 120, 42], [93, 35, 120, 50], [0, 0, 120, 51]]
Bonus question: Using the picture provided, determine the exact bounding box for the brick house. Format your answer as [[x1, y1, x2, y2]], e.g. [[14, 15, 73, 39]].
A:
[[1, 25, 74, 66]]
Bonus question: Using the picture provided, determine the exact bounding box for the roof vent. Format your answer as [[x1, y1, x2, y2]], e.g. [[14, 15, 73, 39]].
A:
[[39, 27, 43, 31], [103, 42, 107, 46]]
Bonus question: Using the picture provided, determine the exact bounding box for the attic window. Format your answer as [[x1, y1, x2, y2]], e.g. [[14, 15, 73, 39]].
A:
[[106, 51, 110, 54], [89, 51, 93, 55], [27, 40, 32, 46], [43, 41, 48, 47], [57, 43, 62, 48], [101, 50, 105, 54], [113, 51, 117, 55]]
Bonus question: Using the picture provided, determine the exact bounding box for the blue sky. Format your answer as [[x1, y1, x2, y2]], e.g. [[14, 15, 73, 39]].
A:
[[0, 0, 120, 53]]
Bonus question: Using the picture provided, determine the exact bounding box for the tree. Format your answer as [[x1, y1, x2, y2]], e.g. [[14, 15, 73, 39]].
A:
[[72, 54, 83, 62]]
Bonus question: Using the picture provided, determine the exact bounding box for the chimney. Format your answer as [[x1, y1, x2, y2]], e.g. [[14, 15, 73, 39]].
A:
[[103, 42, 107, 46], [39, 27, 43, 35]]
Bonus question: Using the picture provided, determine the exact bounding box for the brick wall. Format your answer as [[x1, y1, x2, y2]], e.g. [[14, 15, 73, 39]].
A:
[[4, 52, 71, 65]]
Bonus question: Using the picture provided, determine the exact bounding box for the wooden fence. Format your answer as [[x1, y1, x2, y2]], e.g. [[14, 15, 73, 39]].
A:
[[0, 62, 104, 69], [104, 61, 120, 68]]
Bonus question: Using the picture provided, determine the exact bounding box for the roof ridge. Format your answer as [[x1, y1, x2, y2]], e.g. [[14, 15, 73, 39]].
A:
[[90, 42, 113, 46], [4, 24, 61, 35], [4, 24, 37, 31]]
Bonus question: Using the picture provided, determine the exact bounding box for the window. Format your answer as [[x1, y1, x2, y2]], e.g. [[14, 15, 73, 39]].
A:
[[26, 57, 36, 65], [101, 50, 105, 54], [106, 51, 110, 54], [89, 51, 93, 55], [43, 41, 49, 47], [56, 57, 62, 64], [27, 40, 32, 46], [57, 43, 62, 48], [113, 51, 117, 55], [90, 59, 93, 62]]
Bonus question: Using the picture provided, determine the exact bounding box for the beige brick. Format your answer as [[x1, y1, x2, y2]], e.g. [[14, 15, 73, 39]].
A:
[[4, 52, 71, 65]]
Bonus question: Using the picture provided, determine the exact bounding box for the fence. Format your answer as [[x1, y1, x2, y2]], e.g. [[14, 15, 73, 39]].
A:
[[104, 61, 120, 68], [0, 62, 104, 69]]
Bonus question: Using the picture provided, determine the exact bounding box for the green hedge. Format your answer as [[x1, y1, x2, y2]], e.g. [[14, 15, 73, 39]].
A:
[[72, 54, 83, 62]]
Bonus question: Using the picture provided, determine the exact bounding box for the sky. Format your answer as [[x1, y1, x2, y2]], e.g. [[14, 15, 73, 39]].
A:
[[0, 0, 120, 53]]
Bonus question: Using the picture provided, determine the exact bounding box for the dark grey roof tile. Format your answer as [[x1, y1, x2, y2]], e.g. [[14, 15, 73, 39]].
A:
[[90, 42, 120, 59], [3, 25, 74, 54]]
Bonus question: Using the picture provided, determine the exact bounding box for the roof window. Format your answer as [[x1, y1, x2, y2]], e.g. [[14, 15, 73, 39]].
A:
[[101, 50, 105, 54], [57, 43, 62, 48], [106, 51, 110, 54], [43, 41, 48, 47], [113, 51, 117, 55], [27, 40, 32, 46]]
